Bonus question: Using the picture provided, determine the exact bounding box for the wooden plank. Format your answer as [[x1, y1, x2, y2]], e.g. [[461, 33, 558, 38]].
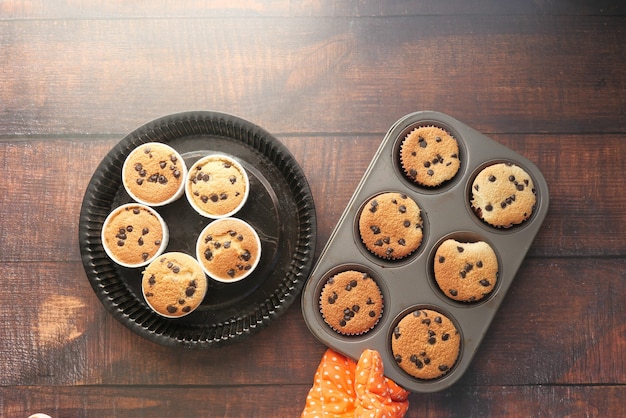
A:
[[409, 385, 626, 417], [466, 258, 626, 386], [0, 15, 624, 136], [1, 133, 625, 262], [2, 384, 626, 417], [0, 261, 324, 386], [0, 385, 309, 418], [1, 0, 624, 19], [1, 258, 625, 386]]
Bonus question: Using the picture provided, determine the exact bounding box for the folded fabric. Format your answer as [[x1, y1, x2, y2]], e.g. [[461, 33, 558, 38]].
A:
[[302, 348, 410, 418]]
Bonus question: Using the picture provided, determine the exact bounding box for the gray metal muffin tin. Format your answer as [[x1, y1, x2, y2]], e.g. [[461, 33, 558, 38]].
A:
[[302, 111, 549, 392]]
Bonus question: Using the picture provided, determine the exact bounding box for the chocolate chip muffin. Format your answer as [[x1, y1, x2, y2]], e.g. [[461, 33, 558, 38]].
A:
[[434, 239, 499, 302], [186, 154, 249, 219], [471, 162, 536, 228], [400, 126, 461, 187], [319, 270, 384, 336], [391, 309, 461, 380], [101, 203, 168, 268], [122, 142, 187, 206], [142, 252, 208, 318], [196, 217, 261, 282], [358, 192, 423, 260]]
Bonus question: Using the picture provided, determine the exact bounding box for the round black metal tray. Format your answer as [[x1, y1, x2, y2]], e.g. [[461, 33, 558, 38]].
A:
[[79, 111, 317, 348]]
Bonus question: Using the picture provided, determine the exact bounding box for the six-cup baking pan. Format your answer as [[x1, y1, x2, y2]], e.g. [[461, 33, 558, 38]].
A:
[[302, 110, 549, 392]]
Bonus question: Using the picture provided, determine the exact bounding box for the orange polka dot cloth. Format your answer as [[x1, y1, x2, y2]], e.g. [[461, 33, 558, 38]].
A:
[[302, 349, 410, 417]]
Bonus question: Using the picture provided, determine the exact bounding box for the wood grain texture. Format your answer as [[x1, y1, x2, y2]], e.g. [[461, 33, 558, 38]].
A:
[[2, 385, 626, 417], [0, 15, 624, 136], [2, 133, 625, 262], [1, 258, 624, 387], [1, 0, 625, 18], [1, 386, 310, 418], [2, 1, 626, 416]]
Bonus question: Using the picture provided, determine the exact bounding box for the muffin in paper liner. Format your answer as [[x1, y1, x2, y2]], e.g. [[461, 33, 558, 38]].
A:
[[101, 203, 169, 268], [391, 308, 461, 380], [122, 142, 187, 206], [141, 252, 208, 318], [319, 270, 384, 336], [433, 239, 499, 302], [399, 125, 461, 187], [196, 217, 261, 283], [186, 154, 249, 219], [470, 162, 536, 228], [358, 192, 423, 260]]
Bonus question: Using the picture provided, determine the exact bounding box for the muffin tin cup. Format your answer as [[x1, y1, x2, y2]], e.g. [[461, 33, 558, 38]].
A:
[[101, 203, 170, 269], [185, 154, 250, 219], [302, 111, 549, 392], [122, 142, 188, 207]]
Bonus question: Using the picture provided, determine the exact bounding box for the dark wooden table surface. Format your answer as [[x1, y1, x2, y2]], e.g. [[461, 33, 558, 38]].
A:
[[2, 1, 626, 417]]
